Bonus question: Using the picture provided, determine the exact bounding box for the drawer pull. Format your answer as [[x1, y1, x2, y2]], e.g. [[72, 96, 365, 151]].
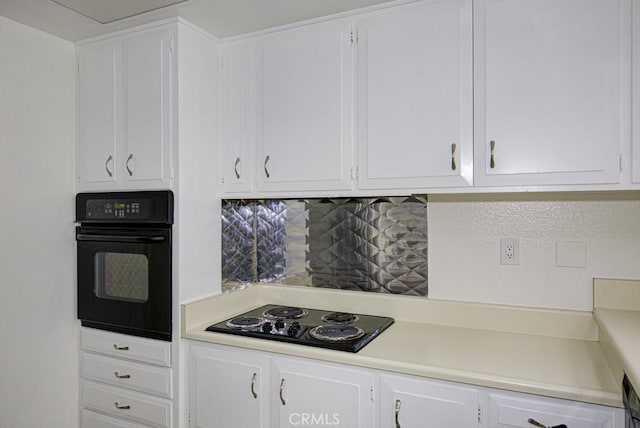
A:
[[114, 371, 131, 379], [113, 344, 129, 351], [527, 417, 567, 428], [114, 402, 131, 410], [251, 372, 258, 399], [395, 399, 401, 428]]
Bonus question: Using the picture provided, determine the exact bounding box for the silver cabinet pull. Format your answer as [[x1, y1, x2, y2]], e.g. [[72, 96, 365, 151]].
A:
[[251, 372, 258, 399], [279, 378, 286, 406], [114, 371, 130, 379], [125, 154, 134, 176], [451, 143, 457, 171], [105, 155, 113, 177], [114, 402, 130, 410], [490, 140, 496, 169], [234, 157, 241, 179], [264, 155, 271, 178], [527, 418, 568, 428], [395, 399, 401, 428], [113, 344, 129, 351]]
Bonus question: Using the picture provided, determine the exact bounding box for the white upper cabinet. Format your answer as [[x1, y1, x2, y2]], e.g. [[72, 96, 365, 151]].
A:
[[122, 29, 172, 188], [77, 27, 173, 191], [474, 0, 623, 187], [77, 40, 121, 189], [633, 0, 640, 183], [220, 40, 255, 193], [255, 19, 354, 193], [356, 0, 473, 190]]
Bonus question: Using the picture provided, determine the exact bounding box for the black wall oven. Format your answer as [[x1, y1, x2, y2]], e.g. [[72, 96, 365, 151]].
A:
[[76, 191, 173, 341]]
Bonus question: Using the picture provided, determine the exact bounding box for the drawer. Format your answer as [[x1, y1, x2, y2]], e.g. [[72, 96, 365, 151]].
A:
[[82, 409, 152, 428], [81, 328, 171, 367], [82, 380, 172, 428], [82, 352, 172, 398], [489, 393, 618, 428]]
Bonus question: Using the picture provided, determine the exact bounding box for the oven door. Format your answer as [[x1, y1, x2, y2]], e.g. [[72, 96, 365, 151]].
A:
[[76, 226, 172, 341]]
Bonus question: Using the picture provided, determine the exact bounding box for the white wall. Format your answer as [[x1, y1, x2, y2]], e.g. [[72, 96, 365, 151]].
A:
[[0, 16, 77, 428], [428, 194, 640, 311]]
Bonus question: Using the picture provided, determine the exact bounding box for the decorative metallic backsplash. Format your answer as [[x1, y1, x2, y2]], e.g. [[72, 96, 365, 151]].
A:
[[221, 196, 428, 296]]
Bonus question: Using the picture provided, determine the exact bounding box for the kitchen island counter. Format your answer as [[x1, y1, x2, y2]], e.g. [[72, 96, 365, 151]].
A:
[[182, 283, 622, 408]]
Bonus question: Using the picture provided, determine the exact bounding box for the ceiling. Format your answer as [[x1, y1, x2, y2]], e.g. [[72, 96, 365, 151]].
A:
[[0, 0, 398, 41]]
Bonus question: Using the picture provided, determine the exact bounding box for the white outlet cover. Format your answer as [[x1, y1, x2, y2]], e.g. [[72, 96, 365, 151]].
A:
[[556, 241, 587, 268], [500, 238, 519, 265]]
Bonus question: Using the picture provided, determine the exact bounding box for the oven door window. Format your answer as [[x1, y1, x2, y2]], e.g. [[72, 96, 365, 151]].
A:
[[95, 252, 149, 303]]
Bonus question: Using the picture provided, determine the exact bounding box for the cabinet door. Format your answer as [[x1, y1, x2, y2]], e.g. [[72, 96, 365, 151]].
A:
[[122, 28, 172, 189], [488, 392, 622, 428], [256, 19, 354, 193], [272, 357, 374, 428], [77, 40, 121, 190], [474, 0, 622, 186], [189, 344, 269, 428], [357, 0, 473, 190], [380, 374, 479, 428], [633, 0, 640, 183], [220, 40, 254, 193]]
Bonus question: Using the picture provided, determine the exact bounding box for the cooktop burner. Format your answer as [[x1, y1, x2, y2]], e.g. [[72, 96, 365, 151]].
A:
[[321, 312, 359, 324], [263, 306, 307, 320], [205, 304, 394, 353], [310, 324, 365, 342]]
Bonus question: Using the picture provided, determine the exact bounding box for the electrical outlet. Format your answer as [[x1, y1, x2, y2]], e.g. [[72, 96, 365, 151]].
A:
[[500, 238, 519, 265]]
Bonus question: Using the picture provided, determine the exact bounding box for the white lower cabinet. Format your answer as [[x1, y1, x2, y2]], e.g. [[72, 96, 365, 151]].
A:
[[187, 342, 623, 428], [82, 409, 152, 428], [487, 391, 624, 428], [272, 356, 375, 428], [80, 328, 173, 428], [189, 343, 269, 428], [380, 374, 480, 427]]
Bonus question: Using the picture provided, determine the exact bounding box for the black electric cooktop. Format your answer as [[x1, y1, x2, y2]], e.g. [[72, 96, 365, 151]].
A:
[[205, 304, 394, 353]]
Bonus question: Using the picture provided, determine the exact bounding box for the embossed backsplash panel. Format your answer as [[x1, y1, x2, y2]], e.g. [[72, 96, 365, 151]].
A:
[[222, 196, 428, 296]]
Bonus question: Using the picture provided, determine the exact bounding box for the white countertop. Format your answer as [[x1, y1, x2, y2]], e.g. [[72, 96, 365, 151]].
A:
[[182, 284, 622, 408]]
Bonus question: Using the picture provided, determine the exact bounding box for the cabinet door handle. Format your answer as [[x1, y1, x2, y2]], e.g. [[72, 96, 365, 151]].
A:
[[264, 155, 271, 178], [527, 418, 568, 428], [279, 378, 286, 406], [234, 157, 241, 179], [126, 153, 134, 176], [114, 371, 130, 379], [451, 143, 457, 171], [251, 372, 258, 399], [490, 140, 496, 169], [395, 399, 401, 428], [114, 402, 131, 410], [112, 344, 129, 351], [105, 155, 113, 177]]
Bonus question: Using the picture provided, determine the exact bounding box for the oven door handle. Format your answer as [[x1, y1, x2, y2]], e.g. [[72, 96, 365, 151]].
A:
[[76, 233, 166, 243]]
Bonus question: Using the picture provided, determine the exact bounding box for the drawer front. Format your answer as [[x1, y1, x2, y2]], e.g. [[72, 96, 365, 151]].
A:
[[82, 352, 172, 398], [489, 393, 616, 428], [82, 409, 152, 428], [82, 381, 172, 428], [81, 328, 171, 367]]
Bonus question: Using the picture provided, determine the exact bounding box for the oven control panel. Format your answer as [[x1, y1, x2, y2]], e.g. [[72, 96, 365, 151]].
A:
[[85, 199, 150, 219], [76, 191, 174, 224]]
